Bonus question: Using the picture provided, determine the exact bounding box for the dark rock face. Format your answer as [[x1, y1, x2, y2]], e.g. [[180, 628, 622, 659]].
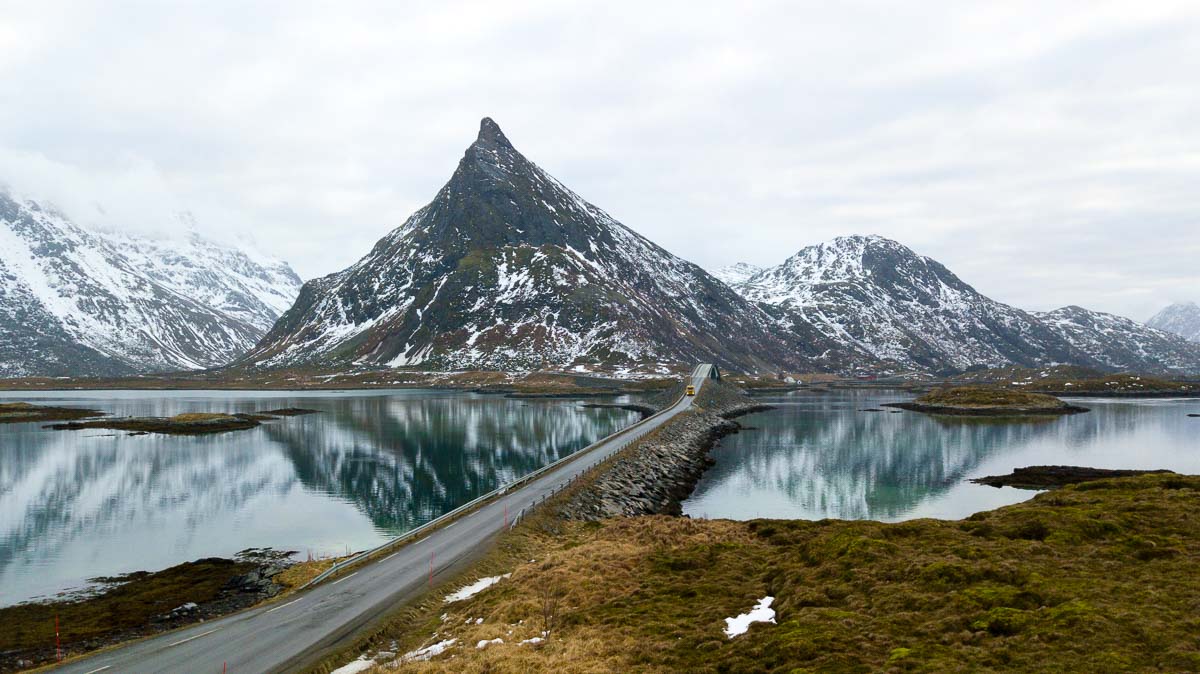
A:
[[243, 119, 820, 374]]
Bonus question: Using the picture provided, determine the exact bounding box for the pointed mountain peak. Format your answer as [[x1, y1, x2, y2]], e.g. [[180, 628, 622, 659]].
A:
[[474, 117, 514, 150]]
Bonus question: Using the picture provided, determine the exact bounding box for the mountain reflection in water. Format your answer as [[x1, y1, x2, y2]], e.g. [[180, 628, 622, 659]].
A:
[[0, 390, 639, 606], [683, 390, 1200, 522]]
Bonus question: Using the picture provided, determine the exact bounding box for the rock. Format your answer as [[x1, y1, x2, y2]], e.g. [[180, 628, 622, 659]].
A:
[[559, 382, 768, 520]]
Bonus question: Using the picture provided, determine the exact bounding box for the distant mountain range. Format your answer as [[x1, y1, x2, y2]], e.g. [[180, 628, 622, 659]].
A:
[[720, 235, 1200, 371], [0, 191, 302, 377], [724, 235, 1200, 376], [1148, 302, 1200, 343], [3, 120, 1198, 379]]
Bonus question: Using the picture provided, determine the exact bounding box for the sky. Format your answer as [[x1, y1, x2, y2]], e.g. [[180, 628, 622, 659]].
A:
[[1, 1, 1197, 321]]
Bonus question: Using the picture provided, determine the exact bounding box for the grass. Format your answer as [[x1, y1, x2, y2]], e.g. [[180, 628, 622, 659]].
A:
[[0, 402, 103, 423], [45, 409, 319, 435], [0, 558, 254, 654], [915, 386, 1069, 409], [324, 474, 1200, 673]]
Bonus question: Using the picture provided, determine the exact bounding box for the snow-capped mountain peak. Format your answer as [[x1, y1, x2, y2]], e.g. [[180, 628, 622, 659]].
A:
[[1147, 302, 1200, 343], [0, 190, 303, 377], [244, 118, 812, 374], [710, 262, 763, 287]]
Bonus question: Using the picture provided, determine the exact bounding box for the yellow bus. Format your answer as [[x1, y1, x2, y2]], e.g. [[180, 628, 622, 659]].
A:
[[686, 385, 696, 396]]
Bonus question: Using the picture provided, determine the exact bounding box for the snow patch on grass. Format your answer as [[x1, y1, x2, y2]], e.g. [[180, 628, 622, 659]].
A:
[[444, 573, 511, 603], [724, 596, 776, 638], [330, 656, 375, 674], [401, 638, 457, 663]]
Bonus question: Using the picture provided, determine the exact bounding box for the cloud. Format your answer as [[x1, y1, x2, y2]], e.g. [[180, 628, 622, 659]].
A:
[[1, 1, 1197, 320]]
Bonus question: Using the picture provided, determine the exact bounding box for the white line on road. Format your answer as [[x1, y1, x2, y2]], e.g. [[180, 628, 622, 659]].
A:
[[444, 521, 457, 529], [265, 598, 303, 613], [168, 628, 220, 647], [83, 667, 111, 674], [381, 552, 398, 562], [330, 571, 358, 586]]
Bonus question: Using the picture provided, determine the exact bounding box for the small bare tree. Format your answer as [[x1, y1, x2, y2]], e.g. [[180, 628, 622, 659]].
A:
[[537, 577, 564, 639]]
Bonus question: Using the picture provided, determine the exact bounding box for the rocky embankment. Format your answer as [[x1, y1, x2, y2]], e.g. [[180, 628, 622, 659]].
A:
[[558, 380, 769, 520]]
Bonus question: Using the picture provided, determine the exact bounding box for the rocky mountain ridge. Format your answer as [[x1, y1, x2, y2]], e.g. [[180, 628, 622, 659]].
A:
[[0, 191, 302, 377], [243, 118, 830, 374], [721, 235, 1200, 376]]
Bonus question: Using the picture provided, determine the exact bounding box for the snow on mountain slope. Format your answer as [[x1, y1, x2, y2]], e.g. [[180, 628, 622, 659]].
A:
[[711, 263, 763, 287], [0, 191, 302, 377], [731, 235, 1078, 374], [244, 118, 824, 374], [1034, 306, 1200, 375], [1147, 302, 1200, 343]]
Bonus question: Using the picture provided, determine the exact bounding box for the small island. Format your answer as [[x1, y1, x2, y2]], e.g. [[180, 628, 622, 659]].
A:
[[883, 386, 1089, 416], [48, 408, 320, 435], [0, 401, 105, 424], [972, 465, 1174, 489]]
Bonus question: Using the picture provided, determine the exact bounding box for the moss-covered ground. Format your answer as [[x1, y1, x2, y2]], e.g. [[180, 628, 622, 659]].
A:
[[328, 474, 1200, 673]]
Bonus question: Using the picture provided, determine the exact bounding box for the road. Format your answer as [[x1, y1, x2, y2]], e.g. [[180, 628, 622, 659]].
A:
[[56, 364, 713, 674]]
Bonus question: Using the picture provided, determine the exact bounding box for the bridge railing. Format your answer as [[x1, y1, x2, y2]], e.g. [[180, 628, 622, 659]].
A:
[[300, 365, 706, 589]]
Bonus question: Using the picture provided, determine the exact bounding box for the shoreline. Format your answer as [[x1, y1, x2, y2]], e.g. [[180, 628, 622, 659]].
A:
[[558, 382, 772, 520]]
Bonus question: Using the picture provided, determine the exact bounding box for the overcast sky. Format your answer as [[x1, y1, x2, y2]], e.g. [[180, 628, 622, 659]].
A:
[[2, 1, 1197, 320]]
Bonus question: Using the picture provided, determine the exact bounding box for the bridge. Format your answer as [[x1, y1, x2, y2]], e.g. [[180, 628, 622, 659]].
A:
[[55, 365, 715, 674]]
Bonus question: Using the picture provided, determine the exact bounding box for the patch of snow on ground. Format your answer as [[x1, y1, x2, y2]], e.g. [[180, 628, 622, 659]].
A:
[[401, 638, 457, 663], [724, 596, 776, 638], [444, 573, 511, 603], [519, 636, 545, 646], [330, 656, 375, 674], [476, 638, 504, 649]]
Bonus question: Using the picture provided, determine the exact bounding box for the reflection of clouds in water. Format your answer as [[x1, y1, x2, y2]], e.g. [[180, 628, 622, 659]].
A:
[[0, 393, 636, 606], [685, 391, 1197, 522], [0, 428, 295, 604]]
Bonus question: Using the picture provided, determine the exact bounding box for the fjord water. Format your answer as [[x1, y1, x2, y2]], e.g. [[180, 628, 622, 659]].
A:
[[0, 390, 641, 606], [683, 389, 1200, 522]]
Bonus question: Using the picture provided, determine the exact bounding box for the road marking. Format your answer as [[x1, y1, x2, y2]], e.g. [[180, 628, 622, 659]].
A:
[[83, 667, 111, 674], [168, 628, 220, 647], [330, 571, 358, 586], [265, 598, 302, 613], [444, 521, 457, 529], [381, 552, 398, 562]]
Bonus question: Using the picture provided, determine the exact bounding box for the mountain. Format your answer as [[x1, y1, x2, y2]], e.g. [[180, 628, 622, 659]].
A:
[[711, 263, 763, 287], [1147, 302, 1200, 343], [1034, 306, 1200, 375], [727, 235, 1080, 374], [0, 191, 303, 377], [244, 118, 815, 374]]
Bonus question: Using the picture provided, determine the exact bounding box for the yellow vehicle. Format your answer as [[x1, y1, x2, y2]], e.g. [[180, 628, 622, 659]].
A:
[[686, 385, 696, 396]]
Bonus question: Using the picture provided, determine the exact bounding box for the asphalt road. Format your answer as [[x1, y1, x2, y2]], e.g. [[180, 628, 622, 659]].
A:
[[56, 364, 712, 674]]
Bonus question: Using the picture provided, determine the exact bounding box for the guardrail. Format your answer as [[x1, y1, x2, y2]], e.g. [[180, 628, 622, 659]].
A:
[[300, 365, 706, 589]]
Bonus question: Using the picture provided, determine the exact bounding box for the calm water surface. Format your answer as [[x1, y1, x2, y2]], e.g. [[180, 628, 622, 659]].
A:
[[684, 389, 1200, 522], [0, 389, 640, 606]]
